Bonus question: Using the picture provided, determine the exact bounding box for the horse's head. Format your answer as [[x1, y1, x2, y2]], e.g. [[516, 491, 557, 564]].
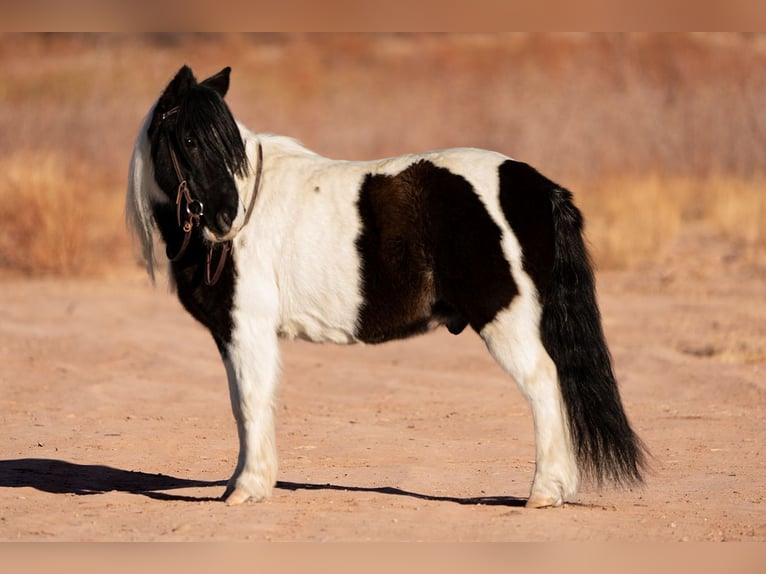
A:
[[147, 65, 250, 242]]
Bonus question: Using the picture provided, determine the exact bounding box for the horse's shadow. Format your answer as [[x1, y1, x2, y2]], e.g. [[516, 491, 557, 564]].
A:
[[0, 458, 525, 507], [0, 458, 227, 502]]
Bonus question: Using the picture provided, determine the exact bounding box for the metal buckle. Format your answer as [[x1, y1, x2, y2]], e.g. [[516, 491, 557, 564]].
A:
[[186, 199, 204, 217]]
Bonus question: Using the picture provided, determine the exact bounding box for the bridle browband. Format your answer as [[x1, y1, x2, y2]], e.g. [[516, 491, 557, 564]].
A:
[[159, 105, 262, 286]]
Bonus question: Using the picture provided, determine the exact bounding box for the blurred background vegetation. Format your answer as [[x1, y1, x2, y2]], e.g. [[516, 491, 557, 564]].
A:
[[0, 33, 764, 276]]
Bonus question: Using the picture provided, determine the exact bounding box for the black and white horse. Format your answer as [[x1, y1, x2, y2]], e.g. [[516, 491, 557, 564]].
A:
[[127, 65, 646, 508]]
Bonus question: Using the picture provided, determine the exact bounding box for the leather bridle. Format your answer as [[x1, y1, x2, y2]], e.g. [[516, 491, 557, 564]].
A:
[[159, 106, 262, 286]]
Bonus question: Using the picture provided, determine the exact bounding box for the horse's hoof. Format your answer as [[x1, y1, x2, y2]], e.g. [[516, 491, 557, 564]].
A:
[[223, 477, 273, 505], [224, 487, 254, 505], [525, 492, 564, 509]]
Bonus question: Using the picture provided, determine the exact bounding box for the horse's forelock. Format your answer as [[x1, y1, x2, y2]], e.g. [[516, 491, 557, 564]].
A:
[[176, 87, 249, 179]]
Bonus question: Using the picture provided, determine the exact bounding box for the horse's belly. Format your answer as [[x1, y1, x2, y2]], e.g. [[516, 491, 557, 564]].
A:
[[276, 314, 358, 344]]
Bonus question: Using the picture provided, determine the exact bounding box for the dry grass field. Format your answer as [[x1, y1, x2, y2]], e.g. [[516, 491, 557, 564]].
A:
[[1, 34, 765, 542], [1, 33, 764, 276]]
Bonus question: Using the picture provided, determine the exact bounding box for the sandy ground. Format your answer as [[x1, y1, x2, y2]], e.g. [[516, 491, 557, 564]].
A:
[[1, 230, 765, 541]]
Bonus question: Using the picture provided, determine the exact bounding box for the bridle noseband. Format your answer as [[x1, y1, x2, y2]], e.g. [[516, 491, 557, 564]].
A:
[[159, 105, 261, 286]]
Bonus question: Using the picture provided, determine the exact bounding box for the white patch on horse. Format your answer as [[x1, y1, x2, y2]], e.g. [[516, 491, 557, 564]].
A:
[[235, 131, 366, 344], [480, 299, 579, 508]]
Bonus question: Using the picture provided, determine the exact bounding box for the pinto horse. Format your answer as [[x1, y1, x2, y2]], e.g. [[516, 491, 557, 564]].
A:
[[126, 65, 646, 508]]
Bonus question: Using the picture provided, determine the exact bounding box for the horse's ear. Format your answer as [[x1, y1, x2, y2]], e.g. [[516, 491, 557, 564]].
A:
[[150, 66, 197, 138], [166, 65, 197, 97], [155, 65, 197, 116], [201, 67, 231, 98]]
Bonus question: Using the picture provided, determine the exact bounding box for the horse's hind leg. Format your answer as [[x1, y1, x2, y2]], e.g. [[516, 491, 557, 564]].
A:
[[480, 298, 579, 508], [219, 321, 280, 505]]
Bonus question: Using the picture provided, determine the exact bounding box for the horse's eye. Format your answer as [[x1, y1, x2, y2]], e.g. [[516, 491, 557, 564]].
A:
[[184, 137, 196, 148]]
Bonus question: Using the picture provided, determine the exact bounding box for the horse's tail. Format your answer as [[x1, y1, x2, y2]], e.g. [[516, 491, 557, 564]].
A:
[[541, 186, 647, 487]]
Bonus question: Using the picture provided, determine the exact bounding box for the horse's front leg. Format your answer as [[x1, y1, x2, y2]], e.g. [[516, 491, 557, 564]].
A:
[[219, 320, 280, 505]]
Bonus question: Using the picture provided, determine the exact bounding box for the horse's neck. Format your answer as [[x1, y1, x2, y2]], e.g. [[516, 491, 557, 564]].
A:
[[256, 133, 318, 158]]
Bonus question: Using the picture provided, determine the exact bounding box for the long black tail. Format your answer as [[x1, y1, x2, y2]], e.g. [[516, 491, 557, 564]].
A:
[[541, 186, 647, 486]]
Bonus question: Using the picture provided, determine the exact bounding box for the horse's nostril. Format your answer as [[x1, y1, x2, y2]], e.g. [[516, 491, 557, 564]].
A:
[[216, 212, 233, 233]]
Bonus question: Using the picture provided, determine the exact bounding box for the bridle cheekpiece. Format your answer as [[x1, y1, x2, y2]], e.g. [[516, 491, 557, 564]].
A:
[[158, 105, 238, 286]]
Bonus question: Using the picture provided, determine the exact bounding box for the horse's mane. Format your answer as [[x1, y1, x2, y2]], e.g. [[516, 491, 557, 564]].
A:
[[126, 105, 163, 283]]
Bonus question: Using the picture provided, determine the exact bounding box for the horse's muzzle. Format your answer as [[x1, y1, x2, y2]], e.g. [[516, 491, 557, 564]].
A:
[[203, 211, 242, 243], [216, 212, 233, 235]]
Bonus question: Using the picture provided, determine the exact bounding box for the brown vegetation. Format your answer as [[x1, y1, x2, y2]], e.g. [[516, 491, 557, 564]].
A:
[[578, 174, 766, 269], [1, 33, 764, 276]]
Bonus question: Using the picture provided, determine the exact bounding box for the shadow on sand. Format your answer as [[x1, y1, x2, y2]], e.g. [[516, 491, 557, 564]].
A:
[[0, 458, 525, 506]]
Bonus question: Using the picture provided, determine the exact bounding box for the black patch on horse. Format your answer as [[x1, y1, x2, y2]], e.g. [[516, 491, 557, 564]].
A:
[[354, 160, 517, 343], [146, 66, 246, 349], [497, 160, 556, 302], [152, 202, 237, 351]]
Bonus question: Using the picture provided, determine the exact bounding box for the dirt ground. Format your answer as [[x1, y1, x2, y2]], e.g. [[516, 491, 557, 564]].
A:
[[1, 227, 764, 542]]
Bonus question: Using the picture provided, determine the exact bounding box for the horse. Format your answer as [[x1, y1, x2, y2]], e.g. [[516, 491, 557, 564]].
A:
[[126, 65, 646, 508]]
